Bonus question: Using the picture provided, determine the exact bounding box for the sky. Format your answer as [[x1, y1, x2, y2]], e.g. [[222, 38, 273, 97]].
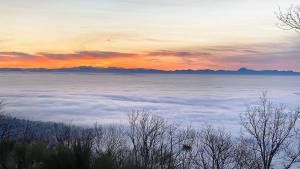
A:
[[0, 0, 299, 71]]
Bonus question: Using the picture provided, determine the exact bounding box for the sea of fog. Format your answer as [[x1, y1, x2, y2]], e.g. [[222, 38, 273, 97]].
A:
[[0, 72, 299, 133]]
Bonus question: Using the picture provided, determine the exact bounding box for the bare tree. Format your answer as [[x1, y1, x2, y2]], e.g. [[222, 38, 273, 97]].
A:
[[128, 111, 166, 169], [276, 5, 300, 33], [72, 128, 95, 169], [158, 124, 196, 169], [175, 127, 196, 169], [20, 120, 34, 144], [54, 123, 76, 149], [280, 107, 300, 169], [233, 137, 262, 169], [0, 101, 12, 141], [194, 126, 233, 169], [93, 124, 128, 169], [241, 92, 300, 169], [0, 101, 6, 140], [0, 101, 14, 169]]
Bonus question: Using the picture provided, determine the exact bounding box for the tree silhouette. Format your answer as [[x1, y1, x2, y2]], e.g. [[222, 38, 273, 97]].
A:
[[276, 5, 300, 33]]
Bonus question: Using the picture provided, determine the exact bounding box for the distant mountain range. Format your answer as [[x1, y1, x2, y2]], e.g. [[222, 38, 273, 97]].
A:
[[0, 67, 299, 75]]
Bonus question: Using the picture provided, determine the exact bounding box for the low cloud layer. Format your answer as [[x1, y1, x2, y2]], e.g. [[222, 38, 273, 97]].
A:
[[0, 73, 299, 132]]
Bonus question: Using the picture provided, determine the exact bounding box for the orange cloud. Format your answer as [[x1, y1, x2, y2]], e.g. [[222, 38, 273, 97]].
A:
[[1, 41, 300, 71], [0, 50, 215, 70]]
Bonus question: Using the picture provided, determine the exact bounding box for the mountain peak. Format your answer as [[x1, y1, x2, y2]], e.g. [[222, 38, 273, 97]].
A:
[[238, 67, 252, 72]]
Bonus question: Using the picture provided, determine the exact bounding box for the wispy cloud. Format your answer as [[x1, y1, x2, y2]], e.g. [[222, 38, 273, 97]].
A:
[[37, 51, 134, 60], [146, 50, 212, 57], [0, 40, 300, 71], [0, 52, 37, 59]]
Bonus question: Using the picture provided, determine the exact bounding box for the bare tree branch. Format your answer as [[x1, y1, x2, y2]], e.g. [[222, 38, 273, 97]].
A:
[[241, 92, 300, 169], [276, 5, 300, 33]]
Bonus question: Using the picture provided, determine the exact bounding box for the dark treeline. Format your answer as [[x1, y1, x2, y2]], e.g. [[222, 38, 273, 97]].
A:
[[1, 93, 300, 169]]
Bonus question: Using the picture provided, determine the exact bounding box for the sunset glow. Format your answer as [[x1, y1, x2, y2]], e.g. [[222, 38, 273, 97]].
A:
[[1, 0, 299, 71]]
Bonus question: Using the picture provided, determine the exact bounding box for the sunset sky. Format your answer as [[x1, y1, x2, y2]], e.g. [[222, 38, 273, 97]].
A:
[[0, 0, 299, 71]]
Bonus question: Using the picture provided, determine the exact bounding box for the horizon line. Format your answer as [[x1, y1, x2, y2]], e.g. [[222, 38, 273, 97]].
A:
[[0, 66, 299, 74]]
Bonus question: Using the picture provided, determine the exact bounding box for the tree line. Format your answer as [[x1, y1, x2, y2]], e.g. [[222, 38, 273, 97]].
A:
[[1, 93, 300, 169]]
